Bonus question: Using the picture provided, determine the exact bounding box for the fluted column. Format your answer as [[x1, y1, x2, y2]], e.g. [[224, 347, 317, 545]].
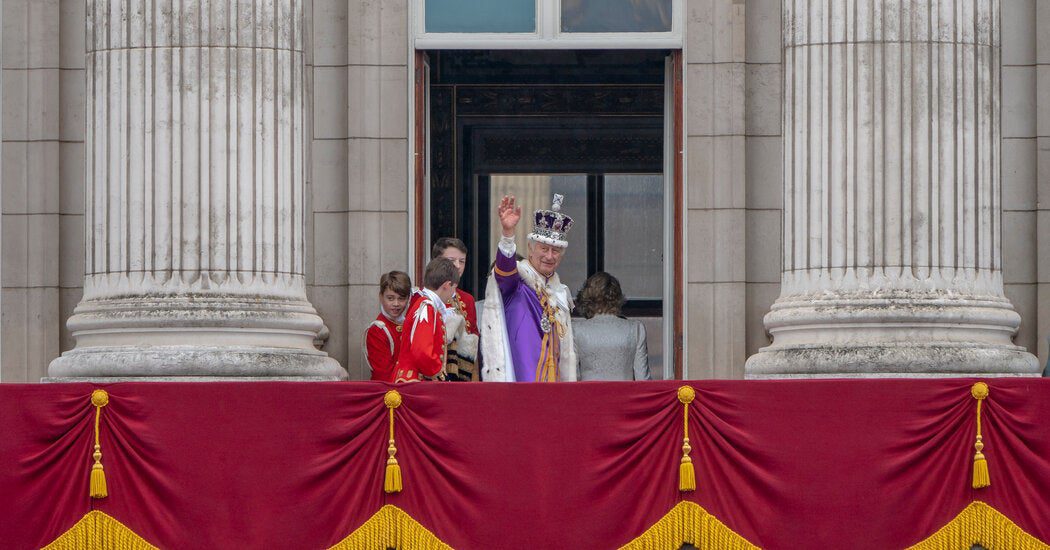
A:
[[48, 0, 345, 380], [746, 0, 1039, 377]]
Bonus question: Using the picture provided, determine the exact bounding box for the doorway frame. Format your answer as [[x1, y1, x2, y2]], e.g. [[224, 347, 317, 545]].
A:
[[410, 50, 685, 380]]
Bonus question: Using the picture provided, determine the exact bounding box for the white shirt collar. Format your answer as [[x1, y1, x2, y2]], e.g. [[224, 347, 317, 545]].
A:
[[380, 308, 405, 325], [418, 288, 450, 319]]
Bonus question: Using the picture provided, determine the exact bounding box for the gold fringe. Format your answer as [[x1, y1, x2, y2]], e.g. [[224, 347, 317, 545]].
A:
[[42, 511, 158, 550], [971, 382, 990, 489], [384, 390, 404, 494], [328, 505, 452, 550], [619, 501, 759, 550], [89, 389, 109, 499], [907, 501, 1050, 550], [677, 386, 697, 492]]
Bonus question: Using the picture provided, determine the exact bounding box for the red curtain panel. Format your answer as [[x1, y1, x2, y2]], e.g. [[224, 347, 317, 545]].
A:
[[1, 379, 1047, 549]]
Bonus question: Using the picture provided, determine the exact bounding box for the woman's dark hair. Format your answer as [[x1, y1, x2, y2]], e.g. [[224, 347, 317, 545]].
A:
[[576, 271, 625, 319]]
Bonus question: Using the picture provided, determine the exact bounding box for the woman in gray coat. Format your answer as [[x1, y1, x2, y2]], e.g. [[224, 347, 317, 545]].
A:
[[572, 272, 651, 381]]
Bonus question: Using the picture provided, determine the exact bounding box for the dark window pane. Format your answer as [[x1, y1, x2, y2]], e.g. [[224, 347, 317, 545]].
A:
[[426, 0, 536, 33], [561, 0, 672, 32], [603, 174, 663, 300], [488, 174, 588, 292]]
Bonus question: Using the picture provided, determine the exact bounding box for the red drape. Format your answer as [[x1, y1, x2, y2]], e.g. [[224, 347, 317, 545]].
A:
[[1, 379, 1047, 549]]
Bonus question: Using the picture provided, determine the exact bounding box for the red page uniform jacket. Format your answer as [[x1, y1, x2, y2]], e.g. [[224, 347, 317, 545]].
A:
[[393, 290, 447, 382], [363, 314, 402, 382], [445, 287, 480, 381]]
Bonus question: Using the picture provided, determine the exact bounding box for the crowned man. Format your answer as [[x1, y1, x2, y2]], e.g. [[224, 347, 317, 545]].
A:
[[480, 194, 577, 382]]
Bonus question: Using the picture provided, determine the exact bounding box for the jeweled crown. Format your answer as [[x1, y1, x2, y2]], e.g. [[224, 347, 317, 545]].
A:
[[528, 194, 574, 248]]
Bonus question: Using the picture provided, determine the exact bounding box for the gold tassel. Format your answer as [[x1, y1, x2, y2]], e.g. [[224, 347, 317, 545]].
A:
[[971, 382, 990, 489], [677, 386, 697, 492], [89, 389, 109, 499], [383, 390, 403, 494]]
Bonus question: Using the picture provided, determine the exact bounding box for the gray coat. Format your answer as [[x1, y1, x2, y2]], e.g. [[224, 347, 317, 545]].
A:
[[572, 314, 651, 381]]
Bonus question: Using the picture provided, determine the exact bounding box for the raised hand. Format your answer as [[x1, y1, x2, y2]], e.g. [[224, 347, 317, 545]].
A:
[[498, 195, 522, 237]]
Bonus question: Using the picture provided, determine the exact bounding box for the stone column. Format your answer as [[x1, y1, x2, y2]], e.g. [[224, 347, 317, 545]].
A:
[[48, 0, 345, 380], [746, 0, 1040, 377]]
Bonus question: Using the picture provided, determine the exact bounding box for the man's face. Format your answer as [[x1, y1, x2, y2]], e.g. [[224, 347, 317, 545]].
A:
[[440, 248, 467, 278], [380, 290, 408, 319], [527, 241, 565, 278], [436, 281, 458, 304]]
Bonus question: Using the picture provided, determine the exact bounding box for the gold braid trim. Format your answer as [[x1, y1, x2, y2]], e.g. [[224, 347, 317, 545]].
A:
[[493, 265, 517, 277], [907, 501, 1050, 550], [43, 511, 158, 550], [328, 505, 452, 550], [384, 390, 404, 494], [971, 382, 991, 489], [619, 501, 758, 550], [89, 389, 110, 499]]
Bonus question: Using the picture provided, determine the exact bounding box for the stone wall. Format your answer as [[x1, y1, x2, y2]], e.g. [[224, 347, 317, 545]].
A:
[[1, 0, 83, 382], [307, 0, 409, 380], [1002, 0, 1041, 362], [684, 0, 748, 379], [1037, 0, 1050, 369]]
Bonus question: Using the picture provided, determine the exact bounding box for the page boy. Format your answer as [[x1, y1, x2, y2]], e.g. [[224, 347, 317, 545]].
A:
[[432, 237, 480, 380], [363, 271, 412, 382], [393, 258, 463, 382]]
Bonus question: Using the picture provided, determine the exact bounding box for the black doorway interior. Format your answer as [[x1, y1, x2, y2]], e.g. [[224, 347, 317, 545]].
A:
[[427, 50, 667, 315]]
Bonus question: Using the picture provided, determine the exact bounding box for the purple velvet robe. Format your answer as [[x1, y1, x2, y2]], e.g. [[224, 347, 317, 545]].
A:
[[494, 248, 552, 382]]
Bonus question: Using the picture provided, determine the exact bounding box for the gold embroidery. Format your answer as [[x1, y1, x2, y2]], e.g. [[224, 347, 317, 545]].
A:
[[494, 265, 518, 277], [450, 293, 472, 333], [532, 287, 562, 382]]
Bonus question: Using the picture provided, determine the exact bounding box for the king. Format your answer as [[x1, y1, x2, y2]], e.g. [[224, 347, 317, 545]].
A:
[[481, 194, 578, 382]]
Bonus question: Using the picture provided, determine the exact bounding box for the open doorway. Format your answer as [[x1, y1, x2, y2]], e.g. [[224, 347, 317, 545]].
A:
[[414, 50, 682, 379]]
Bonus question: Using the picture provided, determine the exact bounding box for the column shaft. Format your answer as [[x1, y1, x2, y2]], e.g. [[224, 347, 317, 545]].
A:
[[746, 0, 1039, 377], [49, 0, 344, 380]]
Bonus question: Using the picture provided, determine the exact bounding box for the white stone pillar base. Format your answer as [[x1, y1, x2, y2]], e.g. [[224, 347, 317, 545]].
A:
[[746, 290, 1040, 378], [48, 290, 346, 381], [47, 347, 343, 382]]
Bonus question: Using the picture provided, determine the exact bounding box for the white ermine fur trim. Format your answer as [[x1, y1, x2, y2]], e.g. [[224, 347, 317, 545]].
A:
[[480, 271, 516, 382], [527, 233, 568, 248], [456, 333, 479, 362], [444, 311, 464, 345]]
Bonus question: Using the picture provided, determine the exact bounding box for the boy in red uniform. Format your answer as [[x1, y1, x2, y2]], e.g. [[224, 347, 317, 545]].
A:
[[363, 271, 411, 382], [432, 237, 480, 380], [393, 258, 462, 383]]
